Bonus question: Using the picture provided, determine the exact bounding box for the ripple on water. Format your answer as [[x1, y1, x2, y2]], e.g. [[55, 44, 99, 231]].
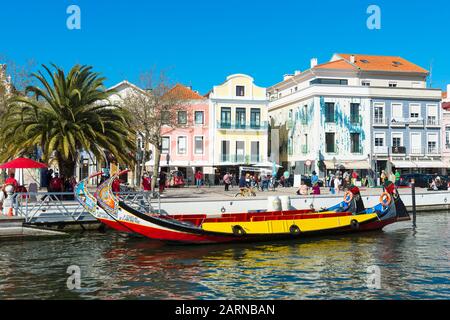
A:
[[0, 212, 449, 299]]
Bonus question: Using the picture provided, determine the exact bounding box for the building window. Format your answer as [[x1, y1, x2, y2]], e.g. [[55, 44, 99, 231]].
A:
[[287, 137, 293, 156], [220, 107, 231, 128], [350, 103, 360, 124], [325, 102, 335, 123], [374, 103, 385, 124], [251, 108, 261, 128], [221, 141, 230, 162], [251, 141, 260, 163], [427, 104, 438, 125], [411, 133, 422, 154], [350, 133, 361, 153], [236, 85, 245, 96], [177, 111, 187, 125], [194, 111, 204, 125], [162, 137, 170, 154], [389, 82, 398, 88], [236, 141, 245, 163], [325, 133, 335, 153], [177, 136, 187, 154], [409, 104, 421, 119], [161, 111, 170, 125], [374, 135, 384, 147], [236, 108, 246, 129], [194, 136, 203, 154], [310, 78, 348, 85], [391, 103, 403, 121], [427, 134, 438, 154], [362, 81, 371, 87], [446, 128, 450, 148]]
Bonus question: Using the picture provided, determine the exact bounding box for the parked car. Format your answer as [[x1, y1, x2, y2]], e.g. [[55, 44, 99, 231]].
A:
[[166, 170, 185, 188], [399, 174, 448, 190]]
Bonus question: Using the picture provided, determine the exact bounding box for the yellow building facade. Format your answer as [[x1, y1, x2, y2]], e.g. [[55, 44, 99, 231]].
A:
[[208, 74, 269, 176]]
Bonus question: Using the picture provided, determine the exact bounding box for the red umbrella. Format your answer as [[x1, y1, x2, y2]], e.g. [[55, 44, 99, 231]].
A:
[[0, 157, 47, 169]]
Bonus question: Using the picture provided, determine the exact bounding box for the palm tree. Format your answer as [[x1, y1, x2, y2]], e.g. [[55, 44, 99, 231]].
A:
[[0, 64, 136, 177]]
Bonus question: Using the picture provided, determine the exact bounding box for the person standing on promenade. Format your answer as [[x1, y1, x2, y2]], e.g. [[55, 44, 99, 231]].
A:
[[142, 173, 152, 191], [380, 170, 386, 185], [395, 169, 401, 186], [195, 170, 203, 188], [334, 174, 341, 195], [159, 171, 166, 193], [223, 172, 231, 191], [5, 173, 18, 191]]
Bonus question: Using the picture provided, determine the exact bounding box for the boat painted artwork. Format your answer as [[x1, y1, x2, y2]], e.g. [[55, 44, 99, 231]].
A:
[[75, 172, 410, 245]]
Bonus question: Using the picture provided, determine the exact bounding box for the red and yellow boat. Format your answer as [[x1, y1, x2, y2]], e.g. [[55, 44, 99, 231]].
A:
[[80, 171, 410, 245]]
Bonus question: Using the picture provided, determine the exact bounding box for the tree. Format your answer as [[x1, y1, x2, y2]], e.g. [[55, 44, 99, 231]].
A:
[[0, 57, 35, 119], [121, 70, 187, 190], [0, 64, 136, 178]]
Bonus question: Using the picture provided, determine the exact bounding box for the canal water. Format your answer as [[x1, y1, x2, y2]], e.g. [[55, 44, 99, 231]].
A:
[[0, 212, 449, 300]]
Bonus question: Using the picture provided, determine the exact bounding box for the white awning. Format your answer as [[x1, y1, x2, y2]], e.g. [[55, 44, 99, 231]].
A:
[[391, 160, 417, 168], [414, 161, 446, 169], [323, 160, 370, 170]]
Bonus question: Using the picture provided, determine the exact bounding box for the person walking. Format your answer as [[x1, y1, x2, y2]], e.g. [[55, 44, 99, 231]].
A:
[[223, 172, 231, 191]]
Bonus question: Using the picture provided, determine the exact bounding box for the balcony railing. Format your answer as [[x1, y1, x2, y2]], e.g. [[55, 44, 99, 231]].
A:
[[351, 145, 363, 154], [428, 146, 439, 155], [392, 146, 406, 154], [350, 115, 362, 126], [410, 147, 423, 155], [235, 155, 245, 163], [301, 145, 309, 154], [390, 117, 425, 126], [373, 117, 387, 125], [217, 121, 268, 130], [220, 154, 231, 162], [250, 154, 260, 163], [374, 146, 388, 154], [426, 117, 440, 126]]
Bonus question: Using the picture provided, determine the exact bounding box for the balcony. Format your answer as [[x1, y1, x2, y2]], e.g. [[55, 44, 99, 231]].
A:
[[220, 154, 231, 162], [373, 117, 388, 126], [374, 146, 388, 154], [351, 145, 363, 154], [392, 146, 406, 154], [408, 117, 424, 127], [426, 117, 440, 127], [301, 145, 309, 154], [235, 154, 245, 163], [217, 121, 268, 130], [250, 154, 260, 163], [390, 117, 425, 127], [350, 115, 362, 126], [428, 146, 439, 155], [410, 147, 423, 155]]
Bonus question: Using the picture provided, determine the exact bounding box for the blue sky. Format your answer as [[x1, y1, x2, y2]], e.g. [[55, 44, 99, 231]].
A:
[[1, 0, 449, 93]]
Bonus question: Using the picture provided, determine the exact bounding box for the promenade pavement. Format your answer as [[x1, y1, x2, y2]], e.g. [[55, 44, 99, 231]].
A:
[[157, 184, 439, 201]]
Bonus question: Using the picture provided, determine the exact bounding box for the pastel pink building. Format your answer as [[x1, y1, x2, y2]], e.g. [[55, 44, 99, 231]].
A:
[[159, 84, 212, 183]]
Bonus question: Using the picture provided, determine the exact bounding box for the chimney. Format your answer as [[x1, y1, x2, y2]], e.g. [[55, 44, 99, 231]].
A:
[[283, 74, 294, 81], [447, 84, 450, 96], [310, 58, 318, 68], [350, 55, 356, 64], [294, 70, 301, 75]]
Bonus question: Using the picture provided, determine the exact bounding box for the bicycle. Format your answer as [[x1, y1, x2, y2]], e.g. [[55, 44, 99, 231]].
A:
[[235, 187, 257, 197]]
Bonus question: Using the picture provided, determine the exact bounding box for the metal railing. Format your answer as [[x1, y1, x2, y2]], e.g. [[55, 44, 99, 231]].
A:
[[217, 121, 268, 130], [11, 190, 161, 223]]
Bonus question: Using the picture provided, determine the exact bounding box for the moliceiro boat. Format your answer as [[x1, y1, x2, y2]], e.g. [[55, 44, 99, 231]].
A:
[[83, 172, 410, 245]]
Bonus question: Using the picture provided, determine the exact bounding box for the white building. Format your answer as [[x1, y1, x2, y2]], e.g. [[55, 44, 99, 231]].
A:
[[268, 54, 443, 180]]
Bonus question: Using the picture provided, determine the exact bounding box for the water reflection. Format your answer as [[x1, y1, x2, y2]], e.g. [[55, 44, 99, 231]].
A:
[[0, 212, 449, 299]]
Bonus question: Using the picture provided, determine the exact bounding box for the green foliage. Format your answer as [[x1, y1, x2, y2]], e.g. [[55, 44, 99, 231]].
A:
[[0, 64, 136, 175]]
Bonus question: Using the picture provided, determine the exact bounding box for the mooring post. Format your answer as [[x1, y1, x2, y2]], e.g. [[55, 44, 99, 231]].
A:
[[411, 178, 417, 228]]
